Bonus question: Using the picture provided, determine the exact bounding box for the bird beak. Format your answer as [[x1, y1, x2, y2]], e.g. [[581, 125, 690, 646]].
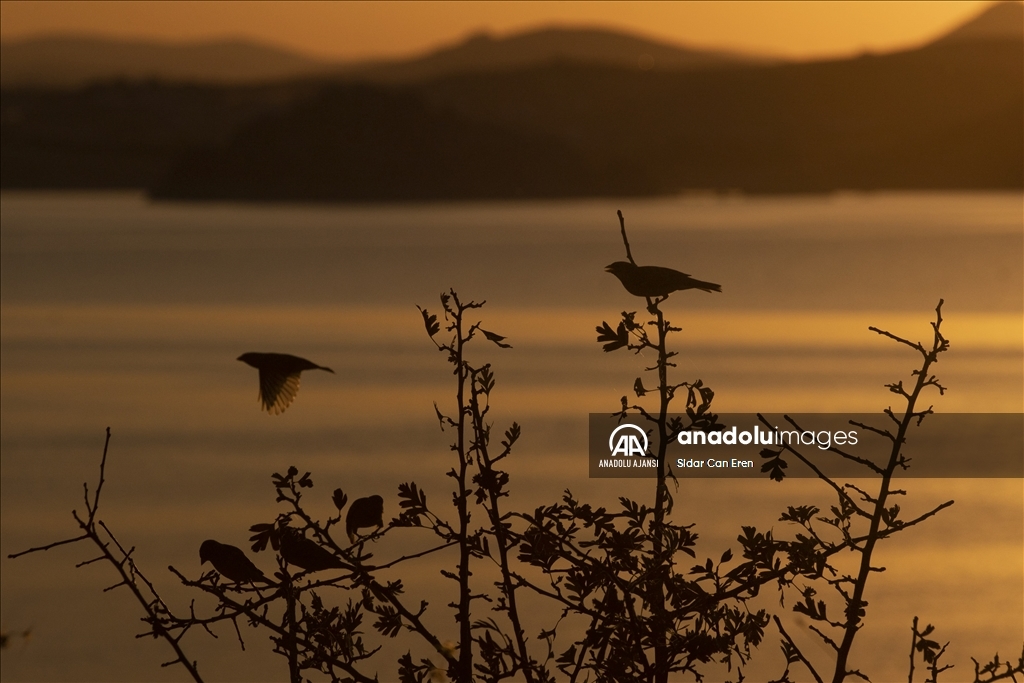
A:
[[604, 264, 614, 272]]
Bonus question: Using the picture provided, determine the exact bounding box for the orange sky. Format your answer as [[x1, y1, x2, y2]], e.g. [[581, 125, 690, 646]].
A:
[[0, 1, 996, 61]]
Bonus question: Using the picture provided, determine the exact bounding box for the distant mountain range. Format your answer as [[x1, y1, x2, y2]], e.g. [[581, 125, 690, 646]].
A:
[[148, 37, 1024, 199], [4, 3, 1020, 89], [2, 2, 1021, 198], [338, 28, 775, 84], [934, 0, 1023, 43], [0, 37, 333, 87], [0, 26, 770, 89]]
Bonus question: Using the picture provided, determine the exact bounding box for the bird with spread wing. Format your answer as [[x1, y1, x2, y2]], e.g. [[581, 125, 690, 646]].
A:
[[237, 352, 333, 415]]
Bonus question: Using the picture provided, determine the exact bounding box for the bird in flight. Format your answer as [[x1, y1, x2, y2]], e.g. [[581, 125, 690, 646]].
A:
[[605, 261, 721, 298], [237, 352, 334, 415], [346, 495, 385, 544], [279, 528, 346, 572], [199, 539, 269, 584]]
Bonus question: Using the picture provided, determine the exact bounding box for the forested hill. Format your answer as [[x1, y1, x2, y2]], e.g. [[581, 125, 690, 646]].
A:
[[0, 26, 767, 88], [2, 4, 1021, 199], [150, 38, 1024, 200]]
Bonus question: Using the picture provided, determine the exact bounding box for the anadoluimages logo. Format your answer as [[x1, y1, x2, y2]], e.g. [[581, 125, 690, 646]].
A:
[[608, 423, 649, 457], [589, 413, 1024, 479]]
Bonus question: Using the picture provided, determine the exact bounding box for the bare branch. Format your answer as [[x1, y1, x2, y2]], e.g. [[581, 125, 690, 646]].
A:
[[774, 616, 824, 683]]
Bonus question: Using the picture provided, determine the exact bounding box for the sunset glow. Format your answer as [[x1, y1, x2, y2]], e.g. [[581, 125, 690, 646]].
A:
[[0, 0, 995, 60]]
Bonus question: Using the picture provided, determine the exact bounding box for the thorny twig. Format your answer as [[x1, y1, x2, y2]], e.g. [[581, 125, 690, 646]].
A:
[[8, 429, 204, 682]]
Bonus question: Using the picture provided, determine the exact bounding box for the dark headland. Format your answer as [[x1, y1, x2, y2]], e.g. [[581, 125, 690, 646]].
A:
[[2, 2, 1021, 200]]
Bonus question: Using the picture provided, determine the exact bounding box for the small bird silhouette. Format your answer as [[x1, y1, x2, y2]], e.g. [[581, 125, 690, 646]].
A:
[[346, 495, 384, 544], [279, 529, 345, 572], [605, 261, 721, 297], [199, 540, 269, 584], [237, 352, 334, 415]]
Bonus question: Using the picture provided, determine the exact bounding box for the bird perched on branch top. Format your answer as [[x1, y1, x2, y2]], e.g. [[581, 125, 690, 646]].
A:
[[346, 495, 385, 544], [605, 261, 721, 298], [199, 539, 269, 584], [237, 352, 334, 415]]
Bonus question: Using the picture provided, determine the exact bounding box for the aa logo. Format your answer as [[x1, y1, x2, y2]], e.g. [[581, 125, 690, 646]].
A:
[[608, 424, 649, 457]]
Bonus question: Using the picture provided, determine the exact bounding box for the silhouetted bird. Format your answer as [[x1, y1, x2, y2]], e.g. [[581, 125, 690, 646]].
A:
[[605, 261, 721, 297], [237, 352, 334, 415], [346, 495, 384, 544], [199, 539, 268, 584], [279, 529, 345, 572]]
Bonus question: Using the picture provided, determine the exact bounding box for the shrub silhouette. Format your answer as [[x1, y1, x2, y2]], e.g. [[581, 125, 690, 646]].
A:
[[8, 213, 1022, 683], [758, 300, 959, 683], [515, 211, 767, 682]]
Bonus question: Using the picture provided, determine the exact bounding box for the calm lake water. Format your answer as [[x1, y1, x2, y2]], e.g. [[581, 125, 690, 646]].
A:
[[1, 191, 1021, 681]]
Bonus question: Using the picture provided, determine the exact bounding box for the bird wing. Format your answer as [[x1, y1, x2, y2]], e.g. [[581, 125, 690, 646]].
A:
[[221, 544, 266, 582], [283, 535, 343, 571], [347, 497, 385, 543], [259, 369, 302, 415], [346, 503, 363, 542], [648, 266, 721, 294]]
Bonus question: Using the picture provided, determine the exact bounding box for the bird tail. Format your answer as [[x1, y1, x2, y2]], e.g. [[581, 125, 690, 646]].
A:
[[691, 279, 722, 293]]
